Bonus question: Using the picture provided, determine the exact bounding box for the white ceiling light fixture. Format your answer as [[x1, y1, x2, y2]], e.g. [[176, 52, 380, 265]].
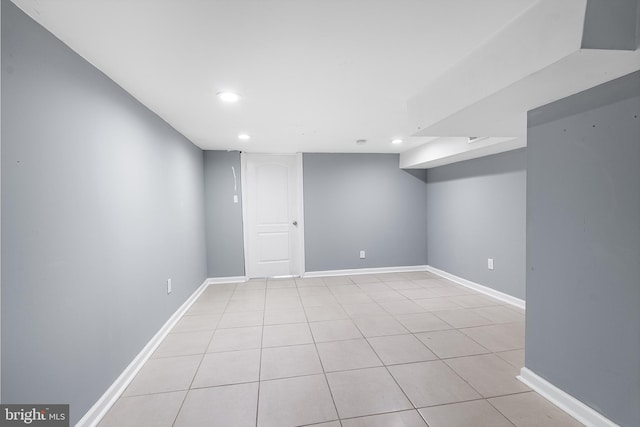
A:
[[391, 139, 403, 145], [238, 133, 251, 140], [217, 91, 241, 102]]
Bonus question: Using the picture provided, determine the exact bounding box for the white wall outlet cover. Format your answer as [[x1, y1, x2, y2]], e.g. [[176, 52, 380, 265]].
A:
[[233, 195, 239, 203], [488, 258, 494, 270], [167, 278, 172, 294], [360, 250, 366, 259]]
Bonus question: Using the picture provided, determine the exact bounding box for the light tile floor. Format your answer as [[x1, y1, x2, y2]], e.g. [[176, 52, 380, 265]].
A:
[[99, 271, 584, 427]]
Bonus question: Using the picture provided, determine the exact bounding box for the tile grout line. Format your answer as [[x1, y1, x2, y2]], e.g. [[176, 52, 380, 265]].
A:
[[253, 278, 268, 427], [104, 272, 527, 427], [170, 283, 235, 427], [296, 276, 344, 427]]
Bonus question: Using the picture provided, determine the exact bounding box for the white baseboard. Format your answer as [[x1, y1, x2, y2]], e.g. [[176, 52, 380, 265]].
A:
[[304, 265, 429, 278], [206, 276, 247, 285], [425, 265, 525, 310], [76, 279, 210, 427], [518, 368, 619, 427]]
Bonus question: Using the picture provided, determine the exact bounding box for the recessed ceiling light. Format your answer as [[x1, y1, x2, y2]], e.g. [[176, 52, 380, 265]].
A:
[[217, 91, 241, 102], [392, 139, 403, 145], [238, 133, 251, 140]]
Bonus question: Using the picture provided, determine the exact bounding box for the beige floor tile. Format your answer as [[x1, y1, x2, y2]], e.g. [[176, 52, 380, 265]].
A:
[[327, 367, 412, 418], [349, 274, 381, 284], [374, 272, 407, 282], [260, 344, 323, 380], [415, 329, 490, 359], [388, 360, 480, 407], [496, 349, 525, 368], [341, 409, 427, 427], [217, 310, 264, 328], [329, 285, 363, 295], [258, 374, 338, 427], [262, 323, 313, 347], [323, 276, 354, 286], [398, 288, 439, 299], [299, 287, 334, 297], [459, 322, 525, 352], [309, 319, 363, 342], [230, 289, 265, 300], [316, 338, 382, 372], [379, 300, 426, 314], [432, 309, 494, 328], [367, 290, 407, 302], [302, 422, 341, 427], [335, 293, 374, 305], [191, 349, 260, 388], [301, 295, 340, 307], [401, 271, 435, 281], [448, 294, 502, 308], [185, 300, 227, 315], [429, 286, 474, 297], [414, 297, 463, 312], [174, 382, 258, 427], [358, 283, 392, 293], [152, 331, 212, 358], [264, 299, 303, 311], [207, 326, 262, 352], [385, 280, 423, 290], [98, 391, 186, 427], [305, 304, 349, 322], [342, 303, 387, 318], [295, 277, 327, 287], [352, 316, 409, 337], [367, 334, 437, 365], [472, 305, 526, 323], [266, 287, 299, 297], [266, 281, 296, 289], [123, 355, 201, 396], [412, 278, 446, 288], [225, 299, 265, 313], [489, 392, 585, 427], [419, 399, 513, 427], [445, 354, 530, 397], [171, 314, 220, 333], [395, 312, 452, 333], [263, 309, 307, 325]]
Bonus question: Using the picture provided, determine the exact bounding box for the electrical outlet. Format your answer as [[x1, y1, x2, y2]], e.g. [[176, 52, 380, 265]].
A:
[[360, 250, 366, 259], [233, 195, 238, 203], [167, 278, 172, 294], [488, 258, 494, 270]]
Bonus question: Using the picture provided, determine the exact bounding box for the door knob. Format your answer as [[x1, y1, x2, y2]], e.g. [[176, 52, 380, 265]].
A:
[[292, 221, 298, 226]]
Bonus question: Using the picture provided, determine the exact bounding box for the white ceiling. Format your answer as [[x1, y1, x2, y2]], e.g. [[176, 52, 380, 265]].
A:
[[11, 0, 536, 153], [10, 0, 640, 163]]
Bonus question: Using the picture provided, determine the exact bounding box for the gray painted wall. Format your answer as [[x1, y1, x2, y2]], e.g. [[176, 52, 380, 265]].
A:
[[204, 151, 245, 277], [303, 153, 427, 271], [426, 149, 526, 300], [526, 71, 640, 427], [1, 3, 207, 424], [581, 0, 640, 50]]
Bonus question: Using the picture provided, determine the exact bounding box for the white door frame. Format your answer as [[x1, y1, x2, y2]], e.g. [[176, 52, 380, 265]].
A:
[[241, 152, 306, 278]]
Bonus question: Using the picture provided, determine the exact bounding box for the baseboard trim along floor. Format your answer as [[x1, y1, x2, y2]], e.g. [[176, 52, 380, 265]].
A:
[[76, 278, 212, 427], [518, 368, 620, 427], [304, 265, 429, 278], [425, 265, 526, 310]]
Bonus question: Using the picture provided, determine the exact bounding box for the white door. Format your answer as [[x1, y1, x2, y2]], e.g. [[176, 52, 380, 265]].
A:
[[242, 153, 304, 278]]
